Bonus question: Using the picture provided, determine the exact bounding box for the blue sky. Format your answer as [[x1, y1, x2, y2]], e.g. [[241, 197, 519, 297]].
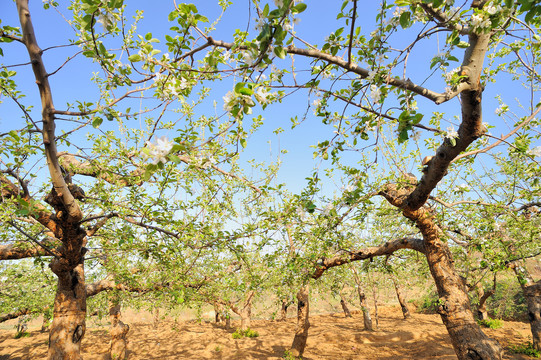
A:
[[1, 0, 539, 201]]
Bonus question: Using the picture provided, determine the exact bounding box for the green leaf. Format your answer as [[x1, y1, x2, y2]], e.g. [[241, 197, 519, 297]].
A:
[[92, 117, 103, 128], [292, 3, 307, 14], [399, 11, 411, 29], [274, 46, 287, 59], [240, 138, 247, 148], [128, 54, 142, 62]]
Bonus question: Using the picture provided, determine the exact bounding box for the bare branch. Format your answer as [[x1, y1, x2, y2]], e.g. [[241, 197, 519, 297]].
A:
[[312, 237, 425, 279]]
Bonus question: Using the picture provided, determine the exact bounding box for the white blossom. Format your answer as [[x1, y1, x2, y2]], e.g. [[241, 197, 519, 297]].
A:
[[223, 91, 235, 111], [454, 183, 470, 192], [242, 51, 255, 66], [527, 146, 541, 157], [370, 85, 381, 103], [471, 13, 491, 30], [223, 51, 231, 62], [142, 136, 173, 165], [445, 67, 460, 82], [255, 87, 271, 104], [274, 0, 283, 6], [255, 17, 265, 31], [485, 3, 502, 15], [345, 184, 355, 192], [323, 203, 334, 216], [495, 104, 508, 115], [366, 70, 377, 82], [445, 126, 459, 140], [411, 131, 421, 141]]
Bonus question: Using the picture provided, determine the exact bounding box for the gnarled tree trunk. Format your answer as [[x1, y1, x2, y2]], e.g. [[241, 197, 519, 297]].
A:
[[352, 266, 373, 331], [109, 300, 129, 360], [339, 290, 352, 318], [510, 261, 541, 351], [391, 277, 410, 319], [380, 182, 503, 360], [228, 290, 255, 331], [279, 298, 290, 321], [290, 284, 310, 358], [48, 262, 87, 360]]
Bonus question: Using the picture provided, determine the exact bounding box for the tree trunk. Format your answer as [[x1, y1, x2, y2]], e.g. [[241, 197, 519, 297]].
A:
[[474, 278, 495, 321], [279, 298, 290, 321], [391, 277, 411, 319], [109, 300, 129, 360], [213, 302, 225, 324], [372, 282, 379, 329], [239, 291, 254, 331], [352, 267, 373, 331], [339, 290, 352, 318], [290, 284, 310, 358], [511, 261, 541, 351], [380, 182, 503, 359], [153, 308, 159, 329], [423, 227, 502, 359], [48, 263, 87, 360]]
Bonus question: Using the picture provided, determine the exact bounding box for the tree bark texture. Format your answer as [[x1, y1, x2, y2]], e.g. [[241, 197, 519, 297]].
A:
[[239, 291, 254, 330], [339, 290, 352, 318], [47, 263, 86, 360], [511, 262, 541, 351], [474, 277, 495, 321], [109, 300, 129, 360], [352, 267, 373, 331], [227, 290, 255, 331], [380, 182, 503, 360], [279, 298, 290, 321], [290, 284, 310, 358], [391, 277, 411, 319]]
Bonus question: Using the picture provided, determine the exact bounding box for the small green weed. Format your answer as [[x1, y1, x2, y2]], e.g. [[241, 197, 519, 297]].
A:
[[232, 328, 259, 339], [283, 350, 302, 360], [477, 318, 503, 329], [14, 331, 30, 339], [508, 342, 540, 358], [214, 346, 222, 352]]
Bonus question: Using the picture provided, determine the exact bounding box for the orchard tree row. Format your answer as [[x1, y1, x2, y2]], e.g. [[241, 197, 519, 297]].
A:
[[0, 0, 540, 359]]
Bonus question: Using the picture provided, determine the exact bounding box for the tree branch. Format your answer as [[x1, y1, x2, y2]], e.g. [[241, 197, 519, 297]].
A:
[[312, 237, 425, 279]]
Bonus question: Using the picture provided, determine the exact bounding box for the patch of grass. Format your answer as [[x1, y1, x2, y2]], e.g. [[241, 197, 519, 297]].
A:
[[477, 318, 503, 329], [14, 331, 30, 339], [232, 327, 259, 339], [283, 350, 302, 359], [508, 342, 540, 358], [214, 346, 221, 352]]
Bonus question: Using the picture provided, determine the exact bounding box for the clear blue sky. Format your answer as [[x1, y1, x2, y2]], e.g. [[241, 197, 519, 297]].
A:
[[1, 0, 538, 200]]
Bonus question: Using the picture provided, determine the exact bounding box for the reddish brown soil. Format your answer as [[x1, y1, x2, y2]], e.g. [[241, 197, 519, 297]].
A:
[[0, 306, 533, 359]]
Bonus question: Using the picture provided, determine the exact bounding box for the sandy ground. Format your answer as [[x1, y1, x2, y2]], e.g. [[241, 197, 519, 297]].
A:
[[0, 306, 534, 359]]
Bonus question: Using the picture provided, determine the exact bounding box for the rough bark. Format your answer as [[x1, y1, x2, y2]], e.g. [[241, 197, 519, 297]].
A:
[[380, 182, 503, 360], [391, 277, 411, 319], [47, 262, 87, 360], [312, 237, 425, 279], [510, 262, 541, 351], [290, 284, 310, 358], [15, 2, 87, 359], [0, 308, 30, 323], [109, 300, 129, 360], [474, 277, 496, 321], [153, 308, 159, 329], [239, 291, 254, 330], [227, 290, 255, 331], [352, 267, 373, 331], [279, 298, 290, 321], [339, 290, 352, 318], [371, 281, 379, 329]]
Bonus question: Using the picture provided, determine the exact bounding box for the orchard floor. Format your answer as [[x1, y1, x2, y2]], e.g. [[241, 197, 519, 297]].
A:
[[0, 306, 534, 360]]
